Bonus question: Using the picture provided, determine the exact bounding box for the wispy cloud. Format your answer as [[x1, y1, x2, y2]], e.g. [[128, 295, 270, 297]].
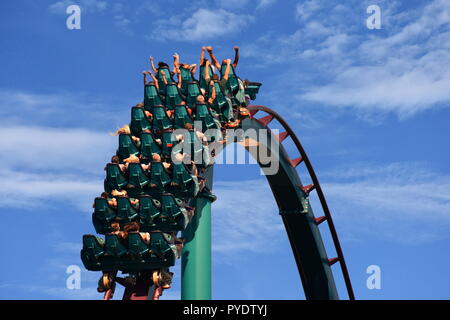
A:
[[322, 162, 450, 243], [244, 0, 450, 119], [148, 8, 254, 42], [0, 89, 128, 130], [48, 0, 108, 14]]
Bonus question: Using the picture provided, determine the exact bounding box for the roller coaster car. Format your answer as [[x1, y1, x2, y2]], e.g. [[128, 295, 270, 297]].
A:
[[186, 81, 202, 108], [161, 131, 175, 158], [140, 132, 162, 160], [151, 105, 173, 132], [127, 163, 150, 189], [138, 195, 161, 231], [149, 161, 171, 190], [173, 104, 194, 129], [130, 106, 152, 135], [194, 103, 219, 131], [116, 196, 139, 223], [104, 163, 128, 192], [165, 83, 185, 111], [81, 232, 177, 272], [245, 82, 262, 100], [144, 84, 163, 111], [116, 134, 140, 160], [92, 197, 117, 234]]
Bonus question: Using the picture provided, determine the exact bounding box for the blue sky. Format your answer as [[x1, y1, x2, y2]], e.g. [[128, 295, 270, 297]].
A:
[[1, 0, 450, 300]]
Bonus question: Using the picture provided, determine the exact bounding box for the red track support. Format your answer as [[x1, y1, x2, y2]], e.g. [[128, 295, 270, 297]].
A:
[[247, 105, 355, 300]]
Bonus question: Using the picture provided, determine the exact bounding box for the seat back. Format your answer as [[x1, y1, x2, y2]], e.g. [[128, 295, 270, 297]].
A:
[[116, 196, 139, 222], [144, 84, 163, 110], [117, 134, 139, 160], [171, 163, 193, 188], [127, 163, 150, 188], [149, 232, 175, 264], [139, 195, 160, 228], [130, 106, 152, 135], [157, 66, 172, 93], [161, 131, 175, 158], [186, 82, 202, 108], [105, 163, 128, 190], [149, 161, 171, 189], [173, 105, 194, 129], [165, 83, 184, 110], [195, 103, 219, 130], [127, 232, 150, 257], [199, 64, 214, 91], [140, 132, 161, 159], [92, 197, 116, 234], [105, 234, 127, 257], [151, 105, 173, 131], [82, 235, 105, 259]]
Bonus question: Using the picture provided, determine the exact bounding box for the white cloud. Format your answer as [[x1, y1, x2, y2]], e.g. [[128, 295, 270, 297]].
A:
[[0, 168, 102, 210], [0, 125, 115, 174], [48, 0, 107, 14], [299, 0, 450, 117], [321, 162, 450, 243], [0, 89, 128, 130], [149, 9, 253, 42], [295, 0, 323, 21], [243, 0, 450, 118]]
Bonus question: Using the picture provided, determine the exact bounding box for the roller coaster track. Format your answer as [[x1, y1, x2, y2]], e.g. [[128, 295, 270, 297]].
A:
[[237, 105, 355, 300]]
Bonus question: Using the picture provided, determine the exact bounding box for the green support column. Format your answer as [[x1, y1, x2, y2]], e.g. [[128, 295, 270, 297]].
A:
[[181, 195, 212, 300]]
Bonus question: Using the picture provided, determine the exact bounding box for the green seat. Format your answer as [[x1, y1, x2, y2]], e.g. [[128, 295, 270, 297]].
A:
[[127, 163, 150, 189], [140, 132, 161, 159], [105, 163, 128, 191], [171, 163, 197, 197], [92, 197, 117, 234], [105, 234, 127, 257], [245, 81, 262, 100], [186, 81, 202, 108], [128, 232, 150, 257], [149, 232, 176, 263], [161, 131, 175, 158], [81, 235, 105, 271], [144, 84, 163, 110], [195, 103, 219, 131], [116, 196, 139, 222], [151, 105, 173, 132], [160, 194, 184, 226], [130, 106, 152, 135], [211, 81, 233, 122], [149, 161, 171, 190], [82, 235, 105, 259], [180, 67, 195, 96], [165, 83, 184, 111], [173, 104, 194, 129], [139, 195, 161, 230], [117, 134, 139, 160], [221, 63, 239, 94], [172, 130, 204, 162], [157, 67, 172, 94], [199, 64, 214, 92]]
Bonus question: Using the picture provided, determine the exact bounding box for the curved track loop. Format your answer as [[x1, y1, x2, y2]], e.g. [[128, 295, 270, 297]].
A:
[[243, 105, 354, 300]]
